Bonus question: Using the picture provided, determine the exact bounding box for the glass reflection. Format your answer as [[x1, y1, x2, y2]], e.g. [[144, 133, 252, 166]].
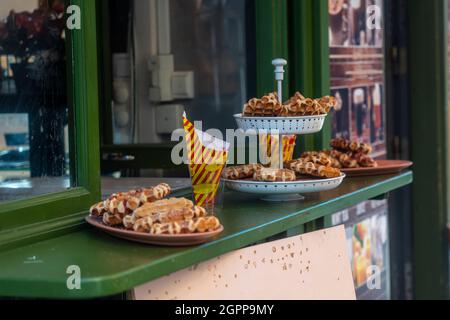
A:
[[0, 0, 71, 202]]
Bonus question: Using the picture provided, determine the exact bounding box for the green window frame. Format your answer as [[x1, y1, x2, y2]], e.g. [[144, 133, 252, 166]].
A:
[[0, 0, 101, 250]]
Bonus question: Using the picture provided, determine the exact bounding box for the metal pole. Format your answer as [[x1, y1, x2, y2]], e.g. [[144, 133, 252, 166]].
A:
[[272, 59, 287, 169]]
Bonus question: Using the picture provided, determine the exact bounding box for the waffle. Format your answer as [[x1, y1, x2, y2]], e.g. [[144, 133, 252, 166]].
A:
[[91, 184, 222, 235], [337, 152, 359, 168], [134, 197, 194, 219], [315, 96, 337, 113], [330, 138, 373, 155], [301, 151, 342, 169], [353, 152, 378, 168], [300, 152, 334, 167], [243, 91, 337, 118], [103, 212, 123, 227], [287, 159, 342, 179], [139, 183, 172, 203], [281, 92, 337, 117], [287, 91, 307, 103], [104, 195, 141, 218], [222, 164, 263, 180], [317, 166, 343, 179], [102, 183, 172, 218], [123, 214, 137, 230], [132, 206, 207, 232], [133, 216, 153, 233], [242, 92, 283, 117], [150, 217, 221, 235], [253, 167, 297, 182], [326, 139, 378, 168], [90, 201, 107, 217]]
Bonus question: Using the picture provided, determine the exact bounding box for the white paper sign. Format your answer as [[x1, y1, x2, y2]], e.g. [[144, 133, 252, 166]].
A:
[[133, 225, 355, 300]]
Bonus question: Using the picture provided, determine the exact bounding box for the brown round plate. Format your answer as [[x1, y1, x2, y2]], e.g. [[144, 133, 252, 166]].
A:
[[341, 160, 413, 177], [85, 216, 224, 247]]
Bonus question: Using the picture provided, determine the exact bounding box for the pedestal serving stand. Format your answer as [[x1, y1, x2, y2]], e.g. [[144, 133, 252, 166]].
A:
[[223, 59, 345, 202]]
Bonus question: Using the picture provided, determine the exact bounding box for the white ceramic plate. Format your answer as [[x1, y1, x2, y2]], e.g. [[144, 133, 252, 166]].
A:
[[85, 216, 224, 246]]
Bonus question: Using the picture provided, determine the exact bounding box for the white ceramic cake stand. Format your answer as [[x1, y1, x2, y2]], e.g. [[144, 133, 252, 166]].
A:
[[224, 59, 345, 202]]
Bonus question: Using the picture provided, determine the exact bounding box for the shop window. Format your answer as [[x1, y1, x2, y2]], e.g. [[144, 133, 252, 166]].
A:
[[0, 0, 71, 203], [328, 0, 390, 299], [106, 0, 256, 145]]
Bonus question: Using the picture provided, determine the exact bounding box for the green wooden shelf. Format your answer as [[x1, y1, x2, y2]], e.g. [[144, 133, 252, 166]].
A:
[[0, 172, 412, 299]]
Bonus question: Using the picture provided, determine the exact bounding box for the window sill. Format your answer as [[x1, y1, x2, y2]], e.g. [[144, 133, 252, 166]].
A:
[[0, 172, 412, 299]]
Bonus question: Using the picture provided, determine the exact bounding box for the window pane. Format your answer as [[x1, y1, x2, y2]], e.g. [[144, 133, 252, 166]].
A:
[[107, 0, 255, 145], [0, 0, 72, 202], [169, 0, 253, 134], [102, 0, 255, 178]]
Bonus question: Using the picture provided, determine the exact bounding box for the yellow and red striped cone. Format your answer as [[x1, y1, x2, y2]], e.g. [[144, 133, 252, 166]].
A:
[[282, 135, 297, 162], [260, 134, 297, 164], [183, 114, 229, 209]]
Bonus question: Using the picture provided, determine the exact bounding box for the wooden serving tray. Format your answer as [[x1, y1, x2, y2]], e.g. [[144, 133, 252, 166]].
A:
[[85, 216, 224, 247], [341, 160, 413, 177]]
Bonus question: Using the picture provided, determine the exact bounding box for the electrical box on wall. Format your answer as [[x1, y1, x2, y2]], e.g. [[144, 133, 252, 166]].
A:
[[172, 71, 194, 99], [155, 104, 184, 134], [148, 55, 195, 102]]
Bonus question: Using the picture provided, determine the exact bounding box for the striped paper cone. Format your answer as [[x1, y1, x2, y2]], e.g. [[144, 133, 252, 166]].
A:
[[183, 113, 229, 210], [282, 135, 297, 162], [261, 134, 297, 164]]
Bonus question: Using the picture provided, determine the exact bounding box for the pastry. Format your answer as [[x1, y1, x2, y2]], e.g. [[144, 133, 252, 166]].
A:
[[138, 183, 172, 203], [317, 165, 343, 179], [327, 139, 378, 168], [123, 214, 137, 230], [288, 159, 342, 179], [90, 183, 221, 235], [300, 152, 335, 167], [253, 167, 297, 182], [92, 183, 172, 225], [281, 92, 337, 117], [133, 216, 154, 233], [89, 201, 107, 217], [243, 92, 282, 117], [132, 206, 207, 232], [104, 194, 141, 218], [103, 212, 123, 227], [338, 153, 359, 169], [315, 96, 337, 113], [330, 138, 350, 152], [103, 183, 172, 217], [330, 138, 373, 155], [148, 217, 222, 235], [222, 164, 263, 180], [288, 91, 306, 103], [134, 197, 194, 218], [353, 152, 378, 168], [243, 92, 336, 118]]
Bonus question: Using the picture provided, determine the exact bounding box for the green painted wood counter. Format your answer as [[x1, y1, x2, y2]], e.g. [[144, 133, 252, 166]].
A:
[[0, 172, 412, 299]]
